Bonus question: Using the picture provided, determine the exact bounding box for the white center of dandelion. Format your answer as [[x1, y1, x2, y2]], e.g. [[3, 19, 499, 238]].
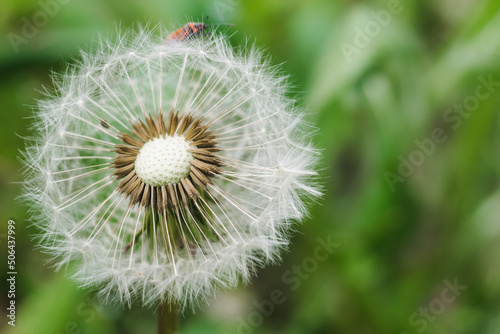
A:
[[134, 136, 193, 187]]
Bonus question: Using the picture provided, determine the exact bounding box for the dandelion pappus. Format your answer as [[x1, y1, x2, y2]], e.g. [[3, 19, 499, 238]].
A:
[[165, 21, 234, 42]]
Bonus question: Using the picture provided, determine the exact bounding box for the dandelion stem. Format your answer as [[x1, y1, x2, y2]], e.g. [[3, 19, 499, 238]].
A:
[[157, 300, 179, 334]]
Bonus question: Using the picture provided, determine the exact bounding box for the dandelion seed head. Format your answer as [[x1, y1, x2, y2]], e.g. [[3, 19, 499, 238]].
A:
[[135, 136, 193, 186], [21, 25, 321, 310]]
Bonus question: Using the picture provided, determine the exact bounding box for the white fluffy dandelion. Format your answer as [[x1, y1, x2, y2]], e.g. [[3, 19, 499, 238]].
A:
[[22, 26, 320, 309]]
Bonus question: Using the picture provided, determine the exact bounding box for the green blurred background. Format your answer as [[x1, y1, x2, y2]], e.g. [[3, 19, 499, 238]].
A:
[[2, 0, 500, 333]]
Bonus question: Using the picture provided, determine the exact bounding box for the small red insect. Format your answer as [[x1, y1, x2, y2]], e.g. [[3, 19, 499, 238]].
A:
[[165, 21, 234, 42]]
